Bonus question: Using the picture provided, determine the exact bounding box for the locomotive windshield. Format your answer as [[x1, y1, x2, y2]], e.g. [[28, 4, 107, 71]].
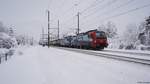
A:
[[96, 31, 106, 38]]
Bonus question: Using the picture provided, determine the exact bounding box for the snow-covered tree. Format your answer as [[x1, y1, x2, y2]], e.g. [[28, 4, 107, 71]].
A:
[[0, 21, 18, 49], [8, 27, 15, 37], [138, 22, 146, 32], [16, 35, 36, 45], [121, 24, 139, 49], [137, 16, 150, 50], [98, 21, 119, 48], [105, 21, 118, 38], [0, 32, 17, 49], [98, 24, 106, 32], [98, 21, 118, 38]]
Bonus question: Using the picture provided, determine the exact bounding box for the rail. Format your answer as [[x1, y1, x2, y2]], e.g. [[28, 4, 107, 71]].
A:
[[55, 47, 150, 65], [104, 49, 150, 57]]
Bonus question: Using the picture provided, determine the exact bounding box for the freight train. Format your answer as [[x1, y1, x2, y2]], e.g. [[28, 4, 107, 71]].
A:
[[49, 29, 108, 50]]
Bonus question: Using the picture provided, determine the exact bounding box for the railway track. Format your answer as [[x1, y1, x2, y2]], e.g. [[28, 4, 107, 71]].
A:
[[104, 49, 150, 57], [55, 47, 150, 65]]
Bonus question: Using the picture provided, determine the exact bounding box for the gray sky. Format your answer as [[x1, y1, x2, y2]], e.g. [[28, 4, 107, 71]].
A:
[[0, 0, 150, 40]]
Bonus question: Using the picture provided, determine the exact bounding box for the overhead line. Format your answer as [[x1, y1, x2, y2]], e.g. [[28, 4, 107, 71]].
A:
[[80, 0, 105, 14], [59, 0, 83, 21], [81, 0, 118, 19], [80, 0, 135, 26], [102, 3, 150, 21], [61, 0, 107, 29], [62, 0, 109, 33], [81, 2, 150, 29]]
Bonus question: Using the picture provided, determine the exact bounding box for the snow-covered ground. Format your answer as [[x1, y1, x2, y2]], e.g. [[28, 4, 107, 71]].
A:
[[0, 46, 150, 84]]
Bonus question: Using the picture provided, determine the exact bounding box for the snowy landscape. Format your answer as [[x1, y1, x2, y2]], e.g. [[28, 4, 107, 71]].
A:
[[0, 0, 150, 84], [1, 46, 150, 84]]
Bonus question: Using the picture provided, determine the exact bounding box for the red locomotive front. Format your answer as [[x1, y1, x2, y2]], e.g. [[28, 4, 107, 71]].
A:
[[89, 30, 108, 49]]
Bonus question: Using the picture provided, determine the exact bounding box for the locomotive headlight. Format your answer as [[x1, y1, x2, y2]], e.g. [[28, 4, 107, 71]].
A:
[[89, 38, 92, 41]]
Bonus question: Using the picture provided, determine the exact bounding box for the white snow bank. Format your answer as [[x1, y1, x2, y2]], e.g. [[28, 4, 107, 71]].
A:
[[0, 46, 47, 84]]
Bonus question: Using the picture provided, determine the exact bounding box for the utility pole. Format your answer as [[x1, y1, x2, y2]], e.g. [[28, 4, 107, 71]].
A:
[[42, 28, 44, 41], [58, 20, 60, 40], [47, 10, 50, 48], [77, 12, 80, 35]]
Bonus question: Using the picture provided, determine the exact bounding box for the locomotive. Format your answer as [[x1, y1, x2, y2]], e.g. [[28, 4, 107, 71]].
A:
[[50, 29, 108, 50]]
